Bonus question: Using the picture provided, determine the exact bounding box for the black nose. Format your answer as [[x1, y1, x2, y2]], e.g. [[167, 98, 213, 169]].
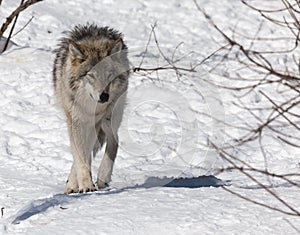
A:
[[99, 92, 109, 103]]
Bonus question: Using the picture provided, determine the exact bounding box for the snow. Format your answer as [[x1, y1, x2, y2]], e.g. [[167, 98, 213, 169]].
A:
[[0, 0, 300, 234]]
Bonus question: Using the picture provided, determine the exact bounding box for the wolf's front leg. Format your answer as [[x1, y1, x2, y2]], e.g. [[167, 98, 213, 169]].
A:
[[97, 118, 118, 189], [66, 119, 96, 194], [65, 163, 78, 194]]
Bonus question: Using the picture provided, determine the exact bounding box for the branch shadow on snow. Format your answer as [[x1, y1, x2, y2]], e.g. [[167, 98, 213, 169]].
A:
[[11, 175, 227, 225]]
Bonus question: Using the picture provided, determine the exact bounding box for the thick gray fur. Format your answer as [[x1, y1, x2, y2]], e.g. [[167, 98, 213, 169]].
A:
[[53, 23, 129, 194]]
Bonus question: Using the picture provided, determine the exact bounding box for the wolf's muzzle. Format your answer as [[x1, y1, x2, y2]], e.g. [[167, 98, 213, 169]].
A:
[[99, 92, 109, 103]]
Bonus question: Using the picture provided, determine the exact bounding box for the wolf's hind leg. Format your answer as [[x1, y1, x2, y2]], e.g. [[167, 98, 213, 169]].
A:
[[92, 126, 105, 158], [97, 118, 118, 189]]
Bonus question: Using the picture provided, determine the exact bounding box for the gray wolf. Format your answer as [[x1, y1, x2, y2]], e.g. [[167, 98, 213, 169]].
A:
[[53, 23, 129, 194]]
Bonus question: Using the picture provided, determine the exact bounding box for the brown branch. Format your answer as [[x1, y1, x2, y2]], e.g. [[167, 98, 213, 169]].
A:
[[137, 23, 156, 69], [277, 135, 300, 148], [221, 186, 300, 216], [0, 0, 43, 52], [133, 24, 199, 75], [209, 140, 300, 216], [132, 66, 196, 73], [12, 15, 34, 38], [242, 0, 299, 13], [259, 90, 300, 131], [215, 166, 300, 178], [215, 166, 300, 188], [194, 0, 300, 219], [195, 0, 300, 83], [284, 218, 300, 234], [2, 0, 25, 52]]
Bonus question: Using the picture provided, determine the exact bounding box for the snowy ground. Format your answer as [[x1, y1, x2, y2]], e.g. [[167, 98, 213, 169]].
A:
[[0, 0, 300, 234]]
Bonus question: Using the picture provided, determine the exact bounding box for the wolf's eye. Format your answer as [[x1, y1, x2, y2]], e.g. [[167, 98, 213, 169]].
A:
[[77, 58, 86, 64], [79, 72, 88, 79], [79, 72, 93, 84]]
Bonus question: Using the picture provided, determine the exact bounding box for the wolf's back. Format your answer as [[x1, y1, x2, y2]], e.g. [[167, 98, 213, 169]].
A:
[[68, 24, 124, 43]]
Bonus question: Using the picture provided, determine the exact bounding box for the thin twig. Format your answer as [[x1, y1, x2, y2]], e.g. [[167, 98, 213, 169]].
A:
[[132, 65, 195, 73], [0, 0, 43, 52], [283, 218, 300, 234], [133, 23, 197, 74], [3, 0, 25, 52], [221, 186, 300, 216], [12, 15, 34, 38], [137, 23, 156, 69], [210, 140, 300, 216]]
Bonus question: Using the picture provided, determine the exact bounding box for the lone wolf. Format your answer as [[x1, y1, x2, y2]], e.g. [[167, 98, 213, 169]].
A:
[[53, 24, 129, 194]]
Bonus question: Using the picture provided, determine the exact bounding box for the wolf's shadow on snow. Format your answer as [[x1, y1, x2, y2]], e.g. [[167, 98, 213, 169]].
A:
[[11, 175, 226, 225]]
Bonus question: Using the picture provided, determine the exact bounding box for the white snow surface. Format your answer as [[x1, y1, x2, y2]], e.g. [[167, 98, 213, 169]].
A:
[[0, 0, 300, 234]]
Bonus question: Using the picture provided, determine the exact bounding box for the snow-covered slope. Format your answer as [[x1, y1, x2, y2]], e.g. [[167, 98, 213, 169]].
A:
[[0, 0, 299, 234]]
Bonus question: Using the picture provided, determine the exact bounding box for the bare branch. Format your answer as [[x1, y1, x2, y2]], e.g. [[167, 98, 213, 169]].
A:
[[12, 15, 34, 38], [0, 0, 43, 52], [2, 0, 25, 52], [194, 0, 300, 218]]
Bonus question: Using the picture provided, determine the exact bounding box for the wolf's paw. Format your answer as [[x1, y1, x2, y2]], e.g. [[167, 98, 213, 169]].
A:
[[65, 178, 96, 194], [65, 186, 79, 194], [78, 184, 97, 193], [78, 178, 96, 193], [96, 179, 109, 190], [65, 184, 96, 194], [65, 179, 79, 194]]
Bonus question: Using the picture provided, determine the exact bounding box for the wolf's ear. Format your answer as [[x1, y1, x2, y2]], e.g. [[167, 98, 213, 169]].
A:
[[110, 38, 123, 61], [68, 40, 84, 63]]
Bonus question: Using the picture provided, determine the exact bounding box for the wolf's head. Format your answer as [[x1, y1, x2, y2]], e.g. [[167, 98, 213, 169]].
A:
[[67, 38, 129, 104]]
